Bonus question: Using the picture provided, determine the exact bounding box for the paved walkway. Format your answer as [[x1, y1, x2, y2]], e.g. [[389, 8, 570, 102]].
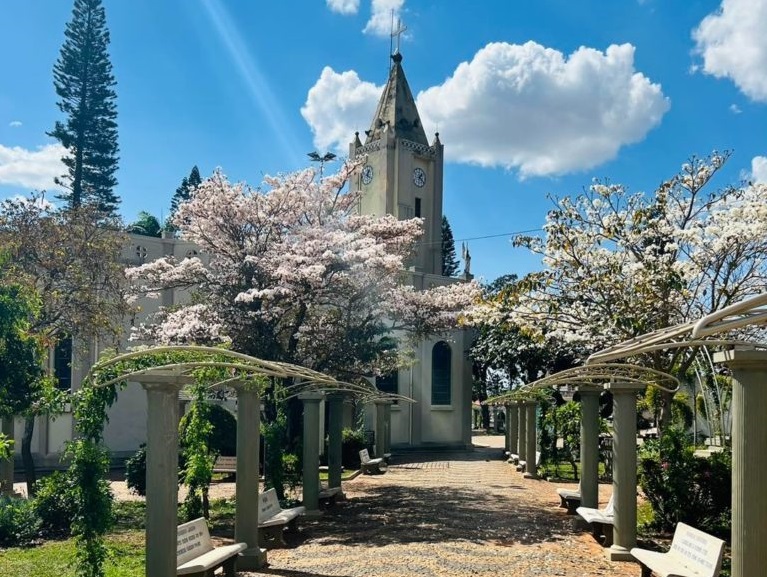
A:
[[241, 435, 637, 577]]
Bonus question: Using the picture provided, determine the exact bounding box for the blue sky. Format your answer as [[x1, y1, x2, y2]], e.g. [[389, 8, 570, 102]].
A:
[[1, 0, 765, 283]]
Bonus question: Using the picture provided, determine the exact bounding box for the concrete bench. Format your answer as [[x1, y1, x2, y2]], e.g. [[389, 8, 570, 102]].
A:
[[507, 452, 520, 465], [516, 451, 541, 473], [631, 522, 725, 577], [176, 517, 246, 577], [359, 448, 385, 474], [258, 487, 306, 546], [556, 487, 581, 514], [212, 455, 237, 474], [319, 484, 342, 506], [576, 494, 615, 546]]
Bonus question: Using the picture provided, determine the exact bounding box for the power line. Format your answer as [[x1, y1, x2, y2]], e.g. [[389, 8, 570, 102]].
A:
[[418, 227, 544, 247]]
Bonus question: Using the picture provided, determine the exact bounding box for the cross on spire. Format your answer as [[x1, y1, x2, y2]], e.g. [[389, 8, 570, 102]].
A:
[[391, 17, 407, 55]]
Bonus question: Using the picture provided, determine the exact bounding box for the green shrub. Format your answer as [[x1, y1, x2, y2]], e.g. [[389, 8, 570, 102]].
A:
[[639, 427, 731, 537], [0, 495, 41, 547], [341, 428, 366, 469], [34, 470, 77, 537], [124, 443, 147, 496], [180, 403, 237, 456]]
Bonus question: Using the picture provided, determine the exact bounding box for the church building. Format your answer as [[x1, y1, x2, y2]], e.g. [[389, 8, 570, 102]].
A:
[[353, 52, 474, 449]]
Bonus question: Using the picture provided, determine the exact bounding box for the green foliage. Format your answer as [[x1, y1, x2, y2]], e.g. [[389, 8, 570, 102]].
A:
[[0, 494, 41, 547], [125, 211, 161, 237], [34, 471, 78, 537], [543, 401, 582, 480], [262, 409, 290, 500], [123, 444, 147, 497], [0, 432, 12, 462], [49, 0, 119, 213], [638, 427, 731, 537], [168, 166, 203, 231], [341, 427, 366, 469], [441, 215, 460, 277], [180, 403, 237, 457], [0, 282, 45, 418], [179, 384, 214, 521]]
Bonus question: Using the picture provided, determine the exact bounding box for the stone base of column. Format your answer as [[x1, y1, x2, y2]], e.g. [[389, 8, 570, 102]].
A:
[[237, 547, 268, 570], [571, 516, 590, 531], [523, 472, 537, 479], [304, 509, 324, 519], [606, 544, 634, 562]]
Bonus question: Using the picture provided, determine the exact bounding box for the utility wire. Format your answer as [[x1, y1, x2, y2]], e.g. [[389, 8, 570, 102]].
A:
[[418, 227, 544, 247]]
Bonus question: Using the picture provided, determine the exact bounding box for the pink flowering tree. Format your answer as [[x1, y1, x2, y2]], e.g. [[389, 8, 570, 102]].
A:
[[126, 163, 479, 381], [501, 152, 767, 431]]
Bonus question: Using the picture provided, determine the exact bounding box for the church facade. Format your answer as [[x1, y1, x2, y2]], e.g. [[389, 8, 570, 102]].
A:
[[354, 53, 474, 449]]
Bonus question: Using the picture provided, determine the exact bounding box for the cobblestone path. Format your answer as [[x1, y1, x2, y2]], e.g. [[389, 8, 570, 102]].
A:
[[241, 437, 639, 577]]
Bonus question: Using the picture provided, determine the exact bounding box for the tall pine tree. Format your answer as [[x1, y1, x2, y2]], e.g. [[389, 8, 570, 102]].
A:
[[167, 166, 202, 231], [49, 0, 119, 215], [441, 215, 460, 277]]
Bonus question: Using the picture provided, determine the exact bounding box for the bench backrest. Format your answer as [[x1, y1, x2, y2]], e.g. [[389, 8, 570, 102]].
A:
[[177, 517, 213, 566], [602, 493, 615, 516], [213, 455, 237, 471], [669, 522, 725, 577], [359, 448, 371, 464], [259, 487, 281, 521]]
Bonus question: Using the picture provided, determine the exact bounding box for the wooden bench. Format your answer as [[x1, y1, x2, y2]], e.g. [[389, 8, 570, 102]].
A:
[[359, 448, 385, 474], [630, 522, 725, 577], [556, 487, 581, 514], [176, 517, 247, 577], [576, 494, 615, 546], [258, 488, 306, 546]]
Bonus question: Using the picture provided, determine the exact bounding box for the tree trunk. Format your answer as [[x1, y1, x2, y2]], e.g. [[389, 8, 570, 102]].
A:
[[657, 390, 673, 437], [21, 416, 37, 496]]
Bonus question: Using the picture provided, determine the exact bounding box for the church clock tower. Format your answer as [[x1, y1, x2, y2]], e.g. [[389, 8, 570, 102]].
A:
[[349, 52, 444, 275]]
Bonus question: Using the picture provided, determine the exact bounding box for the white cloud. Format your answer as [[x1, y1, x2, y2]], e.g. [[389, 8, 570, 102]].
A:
[[363, 0, 404, 37], [9, 120, 22, 128], [327, 0, 359, 15], [303, 42, 669, 177], [729, 103, 742, 114], [693, 0, 767, 102], [0, 143, 66, 190], [301, 67, 383, 153], [752, 156, 767, 184]]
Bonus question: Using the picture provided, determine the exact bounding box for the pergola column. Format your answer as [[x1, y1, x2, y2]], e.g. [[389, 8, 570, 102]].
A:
[[517, 401, 527, 463], [604, 381, 644, 561], [374, 400, 387, 459], [233, 384, 266, 570], [524, 401, 538, 479], [503, 403, 512, 452], [714, 350, 767, 577], [383, 401, 392, 456], [579, 389, 601, 509], [139, 373, 192, 577], [508, 403, 519, 460], [0, 416, 13, 495], [327, 394, 344, 492], [300, 392, 324, 516]]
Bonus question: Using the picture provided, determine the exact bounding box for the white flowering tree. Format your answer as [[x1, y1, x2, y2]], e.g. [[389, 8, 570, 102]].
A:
[[127, 163, 479, 381], [508, 152, 767, 430]]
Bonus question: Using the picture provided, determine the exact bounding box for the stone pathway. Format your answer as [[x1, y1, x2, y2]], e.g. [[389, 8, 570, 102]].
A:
[[241, 436, 638, 577]]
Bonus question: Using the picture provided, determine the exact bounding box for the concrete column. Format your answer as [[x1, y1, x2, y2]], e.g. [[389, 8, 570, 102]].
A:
[[579, 389, 601, 509], [234, 386, 266, 570], [517, 401, 527, 462], [140, 375, 189, 577], [327, 394, 344, 491], [300, 392, 323, 516], [374, 400, 387, 459], [524, 402, 538, 479], [503, 404, 512, 452], [714, 350, 767, 577], [605, 382, 644, 561], [383, 401, 392, 455], [508, 403, 519, 459], [0, 416, 13, 495]]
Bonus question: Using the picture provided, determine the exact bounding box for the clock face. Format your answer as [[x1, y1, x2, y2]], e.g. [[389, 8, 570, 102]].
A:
[[361, 165, 373, 185], [413, 167, 426, 187]]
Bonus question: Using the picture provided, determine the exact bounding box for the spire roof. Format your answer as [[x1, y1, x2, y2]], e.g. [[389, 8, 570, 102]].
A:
[[365, 53, 428, 146]]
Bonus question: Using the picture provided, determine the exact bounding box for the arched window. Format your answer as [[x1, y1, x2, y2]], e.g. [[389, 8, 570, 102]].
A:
[[431, 341, 451, 405]]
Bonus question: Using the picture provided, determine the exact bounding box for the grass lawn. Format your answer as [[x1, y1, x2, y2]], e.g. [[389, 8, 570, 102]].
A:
[[538, 460, 608, 482], [319, 468, 359, 482], [0, 499, 239, 577]]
